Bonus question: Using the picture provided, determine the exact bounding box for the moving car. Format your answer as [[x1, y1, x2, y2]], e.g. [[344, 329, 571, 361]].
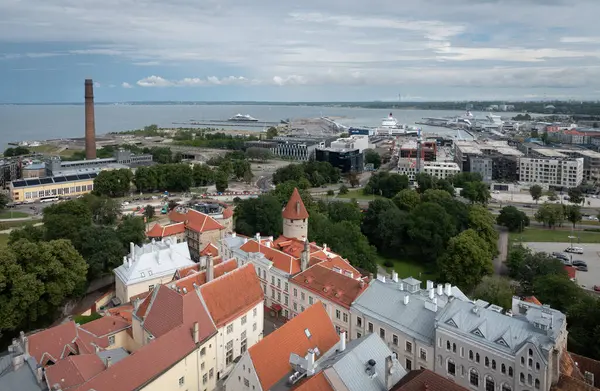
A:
[[565, 247, 584, 254]]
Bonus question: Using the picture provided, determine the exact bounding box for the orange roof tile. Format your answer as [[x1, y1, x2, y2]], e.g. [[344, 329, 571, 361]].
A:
[[248, 302, 339, 391], [223, 207, 234, 219], [175, 258, 238, 294], [129, 291, 151, 303], [107, 304, 134, 324], [199, 263, 264, 327], [391, 369, 469, 391], [282, 188, 309, 220], [27, 322, 107, 366], [552, 374, 600, 391], [146, 222, 186, 238], [240, 239, 301, 274], [72, 326, 200, 391], [45, 354, 106, 390], [565, 266, 577, 280], [291, 264, 368, 309], [273, 236, 321, 258], [523, 296, 543, 306], [309, 252, 361, 278], [295, 372, 334, 391], [167, 209, 187, 223], [186, 209, 225, 233], [200, 242, 220, 257], [79, 315, 131, 337], [174, 256, 224, 279]]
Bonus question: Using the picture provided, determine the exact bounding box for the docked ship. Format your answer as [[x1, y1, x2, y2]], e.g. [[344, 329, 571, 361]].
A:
[[376, 113, 419, 136], [228, 114, 259, 122]]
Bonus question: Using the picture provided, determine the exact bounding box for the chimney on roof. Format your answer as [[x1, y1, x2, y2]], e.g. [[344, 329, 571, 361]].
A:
[[106, 356, 112, 368], [403, 295, 410, 305], [206, 255, 214, 282], [306, 349, 316, 376], [130, 242, 135, 259], [437, 284, 443, 296], [269, 236, 273, 242], [232, 232, 237, 238], [266, 241, 271, 248], [243, 237, 248, 244], [429, 288, 434, 300], [426, 280, 434, 290], [444, 283, 452, 297], [391, 271, 398, 283], [359, 279, 365, 288], [193, 322, 200, 344], [123, 256, 128, 268], [385, 355, 396, 390], [52, 383, 63, 391], [255, 233, 261, 242], [301, 240, 309, 271], [369, 272, 374, 281], [338, 332, 347, 352]]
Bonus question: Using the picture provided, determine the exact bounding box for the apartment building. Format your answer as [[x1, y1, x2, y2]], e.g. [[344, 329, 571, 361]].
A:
[[397, 159, 460, 181], [113, 239, 195, 303], [168, 207, 228, 260], [519, 155, 584, 188], [350, 276, 468, 372], [434, 297, 568, 391]]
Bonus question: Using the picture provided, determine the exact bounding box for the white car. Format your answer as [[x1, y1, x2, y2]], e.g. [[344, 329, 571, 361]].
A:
[[565, 247, 584, 254]]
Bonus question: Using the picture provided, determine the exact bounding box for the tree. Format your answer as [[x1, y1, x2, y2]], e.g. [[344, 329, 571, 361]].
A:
[[0, 193, 8, 209], [43, 200, 93, 245], [415, 173, 436, 193], [392, 189, 421, 211], [116, 216, 146, 251], [473, 276, 514, 309], [468, 205, 499, 259], [79, 194, 121, 225], [534, 202, 564, 228], [266, 127, 278, 139], [3, 146, 30, 157], [326, 201, 362, 225], [339, 185, 349, 195], [233, 159, 252, 180], [497, 206, 530, 232], [568, 187, 585, 205], [361, 199, 398, 245], [533, 274, 583, 313], [363, 172, 409, 198], [407, 202, 457, 263], [192, 164, 214, 186], [93, 169, 133, 197], [506, 245, 566, 293], [564, 204, 582, 228], [436, 178, 455, 197], [234, 195, 283, 237], [421, 189, 452, 204], [214, 171, 229, 193], [374, 208, 410, 257], [346, 171, 360, 188], [566, 295, 600, 359], [450, 172, 483, 188], [364, 149, 381, 169], [460, 181, 490, 205], [529, 185, 543, 204], [8, 224, 45, 245], [144, 204, 156, 220], [547, 189, 558, 202], [77, 226, 124, 279], [246, 147, 272, 162], [438, 229, 493, 291]]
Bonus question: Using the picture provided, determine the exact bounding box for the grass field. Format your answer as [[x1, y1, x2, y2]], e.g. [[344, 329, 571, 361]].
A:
[[30, 144, 79, 158], [375, 254, 436, 280], [337, 188, 385, 201], [509, 227, 600, 243], [0, 211, 29, 219]]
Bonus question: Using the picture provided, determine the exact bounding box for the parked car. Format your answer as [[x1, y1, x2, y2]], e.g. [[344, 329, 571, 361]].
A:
[[593, 285, 600, 292], [572, 260, 588, 267], [565, 247, 584, 254], [577, 265, 588, 272], [561, 259, 573, 266], [552, 252, 569, 261]]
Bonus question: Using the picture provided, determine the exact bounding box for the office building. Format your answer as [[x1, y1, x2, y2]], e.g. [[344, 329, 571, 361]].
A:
[[330, 135, 369, 153], [454, 141, 522, 182], [315, 148, 364, 173], [246, 136, 329, 161], [519, 155, 584, 188], [47, 149, 153, 176]]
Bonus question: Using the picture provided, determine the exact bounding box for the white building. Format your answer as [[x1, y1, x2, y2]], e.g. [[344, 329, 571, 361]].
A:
[[519, 155, 584, 188], [398, 159, 461, 181], [330, 135, 370, 153], [113, 239, 195, 303]]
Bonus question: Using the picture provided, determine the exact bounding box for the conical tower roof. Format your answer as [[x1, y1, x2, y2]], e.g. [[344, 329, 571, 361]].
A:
[[282, 188, 309, 219]]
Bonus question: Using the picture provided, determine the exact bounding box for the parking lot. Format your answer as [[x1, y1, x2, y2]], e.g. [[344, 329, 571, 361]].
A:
[[524, 242, 599, 291]]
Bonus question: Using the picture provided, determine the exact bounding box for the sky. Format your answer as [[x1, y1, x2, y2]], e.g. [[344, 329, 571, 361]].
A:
[[2, 0, 600, 103]]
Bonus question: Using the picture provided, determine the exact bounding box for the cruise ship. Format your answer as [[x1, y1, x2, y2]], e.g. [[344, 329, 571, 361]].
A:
[[228, 113, 259, 122], [376, 113, 419, 136]]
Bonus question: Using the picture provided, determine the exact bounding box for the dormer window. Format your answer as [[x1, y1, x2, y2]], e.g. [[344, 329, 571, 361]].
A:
[[446, 319, 458, 328], [471, 328, 484, 338], [495, 338, 509, 348]]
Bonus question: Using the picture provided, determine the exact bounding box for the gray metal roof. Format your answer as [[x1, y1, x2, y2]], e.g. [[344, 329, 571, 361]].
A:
[[435, 297, 566, 359], [0, 355, 42, 391], [96, 348, 129, 366], [351, 279, 468, 345]]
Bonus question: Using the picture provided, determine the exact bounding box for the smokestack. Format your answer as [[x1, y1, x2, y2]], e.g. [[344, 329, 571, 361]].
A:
[[84, 79, 97, 160]]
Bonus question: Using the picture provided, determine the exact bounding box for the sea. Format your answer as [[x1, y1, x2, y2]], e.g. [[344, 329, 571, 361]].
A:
[[0, 104, 521, 150]]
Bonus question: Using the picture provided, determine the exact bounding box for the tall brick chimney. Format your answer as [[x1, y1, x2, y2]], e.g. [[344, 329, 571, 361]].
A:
[[84, 79, 97, 159]]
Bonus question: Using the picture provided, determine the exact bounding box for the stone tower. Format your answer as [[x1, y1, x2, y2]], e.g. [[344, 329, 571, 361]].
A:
[[282, 188, 309, 240]]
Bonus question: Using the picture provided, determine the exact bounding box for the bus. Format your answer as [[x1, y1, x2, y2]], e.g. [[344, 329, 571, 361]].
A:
[[39, 196, 59, 203]]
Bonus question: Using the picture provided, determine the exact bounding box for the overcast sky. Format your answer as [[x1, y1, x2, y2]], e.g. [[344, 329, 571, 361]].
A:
[[2, 0, 600, 102]]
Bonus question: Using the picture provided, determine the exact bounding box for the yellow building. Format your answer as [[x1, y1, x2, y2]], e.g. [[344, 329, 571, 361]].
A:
[[8, 172, 98, 202]]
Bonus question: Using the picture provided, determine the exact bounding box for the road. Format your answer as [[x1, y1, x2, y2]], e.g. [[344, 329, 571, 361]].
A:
[[494, 227, 509, 276]]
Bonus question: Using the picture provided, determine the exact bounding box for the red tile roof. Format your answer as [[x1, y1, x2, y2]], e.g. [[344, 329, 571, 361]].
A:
[[107, 304, 134, 324], [571, 353, 600, 388], [248, 302, 339, 391], [309, 251, 361, 278], [223, 207, 234, 219], [167, 209, 187, 223], [175, 258, 238, 294], [45, 354, 106, 390], [137, 284, 217, 339], [27, 322, 108, 366], [174, 256, 224, 279], [199, 263, 264, 327], [146, 222, 186, 238], [240, 239, 301, 274], [200, 242, 219, 257], [291, 264, 368, 309], [295, 372, 334, 391], [273, 236, 321, 258], [129, 291, 150, 303], [390, 369, 469, 391], [523, 296, 543, 306], [282, 188, 309, 220], [80, 316, 131, 337], [72, 326, 199, 391], [565, 266, 577, 280], [185, 209, 225, 233]]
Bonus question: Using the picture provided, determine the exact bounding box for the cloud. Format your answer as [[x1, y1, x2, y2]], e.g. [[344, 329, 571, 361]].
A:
[[121, 82, 133, 88], [136, 75, 260, 87]]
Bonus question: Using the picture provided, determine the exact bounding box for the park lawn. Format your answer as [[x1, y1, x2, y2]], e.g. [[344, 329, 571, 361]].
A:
[[0, 211, 29, 219], [337, 188, 386, 201], [375, 254, 436, 280], [509, 227, 600, 243], [0, 234, 8, 247]]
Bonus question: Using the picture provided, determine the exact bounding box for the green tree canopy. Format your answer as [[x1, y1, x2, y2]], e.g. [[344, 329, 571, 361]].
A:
[[364, 149, 381, 169], [473, 276, 514, 309], [460, 181, 491, 205], [497, 206, 530, 232], [407, 202, 457, 263], [421, 188, 452, 204], [92, 169, 133, 197], [534, 202, 565, 228], [568, 187, 585, 205], [564, 204, 582, 228], [234, 195, 284, 237], [392, 189, 421, 211], [529, 185, 543, 203], [363, 172, 409, 198]]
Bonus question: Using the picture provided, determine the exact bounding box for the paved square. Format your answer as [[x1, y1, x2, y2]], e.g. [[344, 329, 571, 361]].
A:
[[523, 242, 600, 291]]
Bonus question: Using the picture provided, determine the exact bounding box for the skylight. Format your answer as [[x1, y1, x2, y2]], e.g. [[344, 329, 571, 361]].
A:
[[304, 328, 312, 339]]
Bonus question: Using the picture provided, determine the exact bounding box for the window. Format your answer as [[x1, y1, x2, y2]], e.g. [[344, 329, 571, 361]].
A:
[[420, 348, 427, 361], [502, 384, 512, 391], [447, 341, 451, 350], [528, 358, 533, 368], [308, 296, 313, 305], [343, 313, 348, 323], [253, 308, 257, 317], [335, 325, 341, 334], [253, 323, 257, 331], [277, 292, 281, 302], [368, 322, 373, 333], [379, 328, 385, 339], [241, 315, 247, 325], [405, 341, 412, 353], [293, 303, 298, 311], [293, 288, 297, 297], [203, 374, 208, 385], [485, 377, 495, 391], [301, 292, 305, 301], [528, 374, 533, 385], [108, 335, 115, 346], [470, 369, 479, 387], [271, 276, 275, 285], [535, 379, 540, 389], [405, 359, 412, 371], [284, 282, 288, 292], [244, 378, 250, 387], [179, 376, 185, 386], [271, 289, 275, 299], [469, 350, 474, 360], [520, 373, 525, 383], [241, 331, 247, 354], [535, 362, 540, 371], [336, 310, 341, 319], [357, 317, 362, 327], [448, 360, 456, 376], [476, 353, 480, 363], [226, 340, 234, 366], [392, 334, 398, 346], [209, 368, 214, 379], [227, 324, 234, 334], [357, 332, 362, 338], [508, 367, 513, 377], [501, 364, 506, 374], [200, 347, 206, 356], [485, 357, 490, 367], [277, 278, 281, 288], [201, 362, 205, 370], [284, 295, 288, 305], [521, 357, 525, 365], [529, 348, 533, 356], [461, 347, 464, 357], [452, 343, 456, 353], [492, 360, 496, 370]]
